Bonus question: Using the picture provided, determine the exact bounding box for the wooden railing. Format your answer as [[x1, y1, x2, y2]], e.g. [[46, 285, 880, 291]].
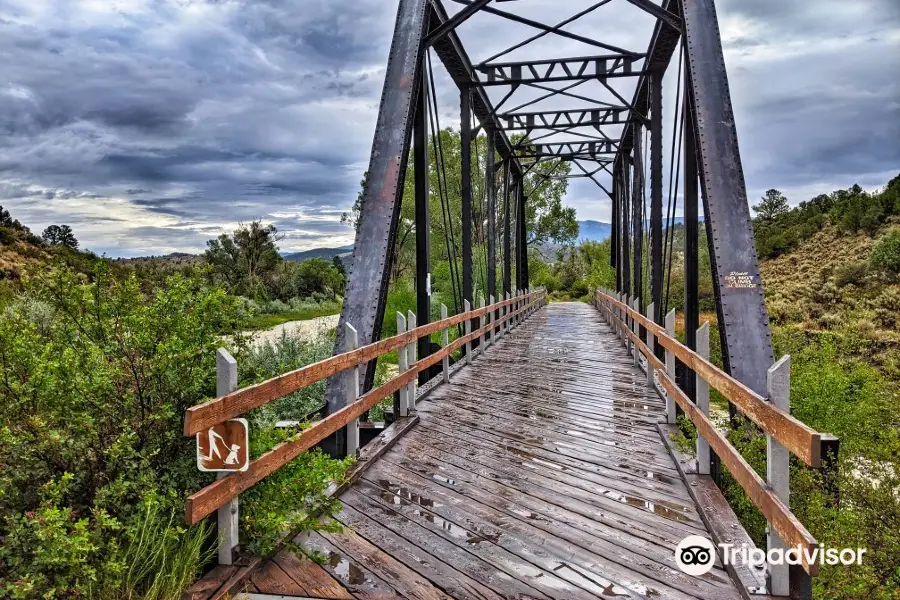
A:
[[594, 288, 838, 590], [183, 289, 547, 558]]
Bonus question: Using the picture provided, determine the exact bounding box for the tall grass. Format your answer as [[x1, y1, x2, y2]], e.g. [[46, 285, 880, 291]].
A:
[[93, 500, 213, 600]]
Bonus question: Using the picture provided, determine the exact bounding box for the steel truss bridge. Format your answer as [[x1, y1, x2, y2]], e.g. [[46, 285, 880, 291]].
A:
[[183, 1, 839, 599]]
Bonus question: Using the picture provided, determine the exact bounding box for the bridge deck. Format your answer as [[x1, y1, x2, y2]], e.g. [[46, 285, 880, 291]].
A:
[[244, 303, 744, 600]]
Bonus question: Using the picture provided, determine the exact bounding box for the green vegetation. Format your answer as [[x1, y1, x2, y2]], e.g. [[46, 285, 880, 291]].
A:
[[0, 209, 351, 598], [242, 297, 342, 330]]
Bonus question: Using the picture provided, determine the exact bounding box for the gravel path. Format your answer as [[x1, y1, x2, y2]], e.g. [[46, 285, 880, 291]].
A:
[[250, 314, 339, 347]]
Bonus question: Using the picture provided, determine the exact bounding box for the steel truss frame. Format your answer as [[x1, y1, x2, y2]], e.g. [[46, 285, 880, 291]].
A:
[[329, 10, 785, 595]]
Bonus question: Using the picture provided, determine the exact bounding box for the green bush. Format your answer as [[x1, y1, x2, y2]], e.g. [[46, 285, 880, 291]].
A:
[[870, 228, 900, 276], [834, 261, 869, 287], [0, 263, 350, 598]]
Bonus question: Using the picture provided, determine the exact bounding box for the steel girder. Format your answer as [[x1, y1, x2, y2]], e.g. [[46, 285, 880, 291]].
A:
[[682, 0, 775, 397], [477, 54, 646, 85], [499, 107, 633, 132], [322, 0, 430, 455]]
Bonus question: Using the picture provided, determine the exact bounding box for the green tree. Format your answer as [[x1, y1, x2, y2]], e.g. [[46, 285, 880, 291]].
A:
[[344, 128, 577, 291], [1, 205, 24, 230], [294, 258, 344, 298], [752, 189, 789, 220], [870, 228, 900, 276], [41, 224, 79, 249], [205, 221, 282, 299]]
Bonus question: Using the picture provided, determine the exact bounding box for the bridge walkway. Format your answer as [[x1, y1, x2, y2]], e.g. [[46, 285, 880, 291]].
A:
[[239, 302, 743, 600]]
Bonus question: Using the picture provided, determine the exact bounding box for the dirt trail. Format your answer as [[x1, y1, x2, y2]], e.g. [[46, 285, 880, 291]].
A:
[[250, 314, 339, 347]]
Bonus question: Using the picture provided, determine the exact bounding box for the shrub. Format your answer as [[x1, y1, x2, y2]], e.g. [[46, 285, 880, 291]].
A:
[[834, 260, 868, 287], [870, 228, 900, 276], [0, 264, 349, 597]]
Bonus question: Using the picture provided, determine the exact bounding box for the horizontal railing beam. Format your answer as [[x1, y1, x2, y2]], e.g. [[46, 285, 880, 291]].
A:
[[596, 290, 824, 467], [184, 292, 545, 525], [184, 291, 542, 436]]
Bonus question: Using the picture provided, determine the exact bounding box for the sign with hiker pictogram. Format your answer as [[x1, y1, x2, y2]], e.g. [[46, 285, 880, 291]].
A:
[[196, 418, 249, 472]]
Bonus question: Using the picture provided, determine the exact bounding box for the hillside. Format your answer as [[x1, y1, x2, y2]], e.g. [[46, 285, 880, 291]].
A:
[[577, 220, 611, 242], [760, 222, 900, 373]]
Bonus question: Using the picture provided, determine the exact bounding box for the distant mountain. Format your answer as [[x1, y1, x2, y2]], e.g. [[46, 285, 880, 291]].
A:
[[282, 245, 353, 263], [578, 220, 612, 242], [578, 218, 701, 243]]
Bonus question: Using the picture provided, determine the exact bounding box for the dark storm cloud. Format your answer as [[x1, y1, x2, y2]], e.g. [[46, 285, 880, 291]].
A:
[[0, 0, 896, 249]]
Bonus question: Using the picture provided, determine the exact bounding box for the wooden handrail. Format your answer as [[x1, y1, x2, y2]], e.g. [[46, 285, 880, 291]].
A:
[[596, 290, 824, 467], [184, 291, 541, 436], [594, 290, 825, 575], [184, 291, 545, 525]]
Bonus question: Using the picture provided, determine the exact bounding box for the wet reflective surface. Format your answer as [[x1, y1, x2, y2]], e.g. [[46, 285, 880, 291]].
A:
[[266, 303, 745, 600]]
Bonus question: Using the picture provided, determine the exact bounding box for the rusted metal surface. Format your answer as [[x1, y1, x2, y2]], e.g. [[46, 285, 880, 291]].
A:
[[271, 302, 744, 600]]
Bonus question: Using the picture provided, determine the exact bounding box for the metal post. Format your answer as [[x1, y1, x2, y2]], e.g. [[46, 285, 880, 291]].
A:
[[621, 162, 631, 296], [486, 133, 497, 309], [322, 0, 429, 457], [396, 313, 408, 417], [414, 66, 431, 386], [650, 69, 663, 327], [665, 310, 676, 424], [684, 74, 700, 404], [624, 294, 632, 356], [767, 355, 791, 597], [441, 304, 450, 383], [464, 300, 472, 365], [345, 324, 360, 457], [407, 311, 417, 410], [632, 125, 644, 305], [502, 160, 512, 296], [697, 322, 711, 475], [215, 349, 239, 566], [461, 89, 473, 318], [517, 178, 528, 290], [646, 302, 656, 388]]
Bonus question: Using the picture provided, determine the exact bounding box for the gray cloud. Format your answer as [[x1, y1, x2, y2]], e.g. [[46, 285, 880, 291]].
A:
[[0, 0, 897, 253]]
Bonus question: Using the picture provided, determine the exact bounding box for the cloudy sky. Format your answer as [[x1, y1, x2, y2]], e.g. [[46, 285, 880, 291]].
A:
[[0, 0, 897, 257]]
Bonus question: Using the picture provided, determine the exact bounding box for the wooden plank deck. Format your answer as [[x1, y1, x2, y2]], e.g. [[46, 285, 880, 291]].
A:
[[248, 302, 744, 600]]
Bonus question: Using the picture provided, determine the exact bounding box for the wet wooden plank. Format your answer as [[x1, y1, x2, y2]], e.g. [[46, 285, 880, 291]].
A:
[[250, 560, 312, 596], [268, 550, 354, 599], [334, 503, 516, 600], [360, 465, 741, 600], [182, 564, 238, 600], [391, 428, 705, 537], [298, 531, 400, 599], [315, 527, 454, 600], [419, 419, 693, 503]]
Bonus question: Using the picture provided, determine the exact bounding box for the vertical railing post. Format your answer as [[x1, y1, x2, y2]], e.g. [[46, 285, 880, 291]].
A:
[[624, 294, 632, 355], [478, 295, 486, 352], [345, 324, 360, 457], [215, 348, 239, 566], [767, 355, 791, 597], [665, 309, 676, 424], [631, 297, 639, 366], [697, 322, 711, 475], [441, 304, 450, 383], [396, 312, 408, 417], [464, 300, 472, 365], [503, 292, 510, 335], [646, 302, 656, 388], [487, 294, 497, 344], [407, 311, 417, 410], [616, 292, 623, 342]]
